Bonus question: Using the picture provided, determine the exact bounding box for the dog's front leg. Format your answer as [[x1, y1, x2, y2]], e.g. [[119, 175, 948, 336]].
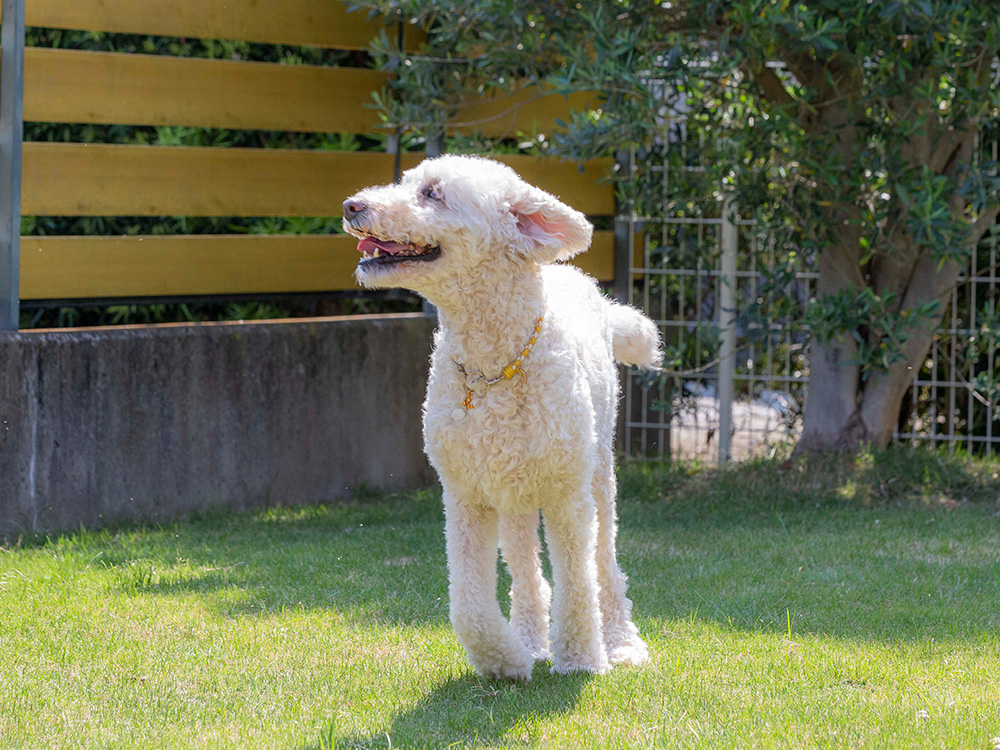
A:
[[498, 511, 552, 662], [543, 493, 611, 674], [444, 494, 535, 681]]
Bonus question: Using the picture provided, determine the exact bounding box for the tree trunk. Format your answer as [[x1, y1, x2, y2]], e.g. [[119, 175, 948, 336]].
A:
[[795, 337, 865, 452], [795, 252, 963, 455], [794, 225, 866, 453], [855, 257, 962, 445]]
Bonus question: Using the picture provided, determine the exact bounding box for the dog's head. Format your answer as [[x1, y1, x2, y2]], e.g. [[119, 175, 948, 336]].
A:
[[342, 155, 593, 293]]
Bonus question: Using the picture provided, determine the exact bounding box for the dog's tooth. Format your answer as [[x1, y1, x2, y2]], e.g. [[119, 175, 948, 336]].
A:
[[373, 248, 380, 258]]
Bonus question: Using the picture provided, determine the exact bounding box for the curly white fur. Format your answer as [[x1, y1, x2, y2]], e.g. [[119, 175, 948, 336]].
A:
[[343, 155, 662, 679]]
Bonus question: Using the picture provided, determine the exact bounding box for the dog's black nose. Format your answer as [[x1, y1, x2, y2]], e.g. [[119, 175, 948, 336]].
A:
[[343, 199, 367, 219]]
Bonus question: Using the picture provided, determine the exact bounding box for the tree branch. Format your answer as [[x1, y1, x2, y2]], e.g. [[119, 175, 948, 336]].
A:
[[971, 205, 1000, 245], [929, 127, 975, 175], [783, 53, 862, 132], [648, 0, 725, 38], [741, 58, 797, 109]]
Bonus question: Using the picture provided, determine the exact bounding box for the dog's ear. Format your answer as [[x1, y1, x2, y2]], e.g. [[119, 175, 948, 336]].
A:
[[508, 184, 593, 264]]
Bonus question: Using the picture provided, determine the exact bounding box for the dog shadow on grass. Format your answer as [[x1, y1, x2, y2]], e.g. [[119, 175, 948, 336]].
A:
[[101, 544, 452, 627], [303, 666, 592, 750], [90, 490, 455, 628]]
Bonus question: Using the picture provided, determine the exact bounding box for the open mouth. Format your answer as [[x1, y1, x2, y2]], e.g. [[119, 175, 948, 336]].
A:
[[356, 236, 442, 268]]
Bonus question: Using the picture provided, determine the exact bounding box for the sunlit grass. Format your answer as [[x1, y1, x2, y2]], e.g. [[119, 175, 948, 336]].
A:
[[1, 447, 998, 749]]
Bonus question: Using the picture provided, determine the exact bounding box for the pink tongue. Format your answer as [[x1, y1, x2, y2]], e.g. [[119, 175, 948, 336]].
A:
[[357, 237, 410, 255]]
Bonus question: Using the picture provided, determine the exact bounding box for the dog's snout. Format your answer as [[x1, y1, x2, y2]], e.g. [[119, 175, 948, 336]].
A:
[[342, 198, 367, 220]]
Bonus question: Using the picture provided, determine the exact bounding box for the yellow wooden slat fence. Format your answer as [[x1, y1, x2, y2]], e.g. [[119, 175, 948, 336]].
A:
[[2, 0, 419, 50], [19, 232, 618, 300], [24, 48, 393, 133], [22, 145, 418, 216], [21, 145, 614, 218], [23, 48, 601, 141]]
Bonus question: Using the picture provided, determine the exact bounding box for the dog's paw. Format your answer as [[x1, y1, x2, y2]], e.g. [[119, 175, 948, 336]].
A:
[[607, 639, 649, 666], [605, 622, 650, 666], [475, 654, 535, 682], [549, 655, 610, 676], [469, 640, 536, 682]]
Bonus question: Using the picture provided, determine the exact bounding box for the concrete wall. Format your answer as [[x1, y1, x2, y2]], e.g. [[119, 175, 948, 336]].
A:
[[0, 314, 437, 538]]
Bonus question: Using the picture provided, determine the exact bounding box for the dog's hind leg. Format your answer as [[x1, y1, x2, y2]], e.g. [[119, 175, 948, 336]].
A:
[[542, 492, 610, 674], [498, 511, 552, 662], [444, 493, 535, 681], [592, 445, 649, 666]]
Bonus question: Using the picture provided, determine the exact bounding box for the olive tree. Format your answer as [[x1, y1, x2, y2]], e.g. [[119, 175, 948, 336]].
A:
[[360, 0, 1000, 453]]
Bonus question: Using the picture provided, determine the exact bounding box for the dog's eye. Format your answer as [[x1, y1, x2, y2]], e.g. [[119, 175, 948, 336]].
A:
[[421, 184, 442, 202]]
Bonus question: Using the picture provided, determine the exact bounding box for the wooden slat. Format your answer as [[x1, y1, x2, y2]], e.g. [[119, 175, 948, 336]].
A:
[[453, 89, 599, 139], [5, 0, 419, 51], [573, 231, 614, 282], [493, 154, 615, 216], [24, 48, 390, 133], [21, 144, 613, 217], [20, 231, 617, 300], [21, 143, 422, 216], [24, 47, 597, 137], [19, 234, 361, 298]]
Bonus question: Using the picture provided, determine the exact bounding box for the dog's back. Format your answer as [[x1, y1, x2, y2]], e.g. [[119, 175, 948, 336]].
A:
[[541, 263, 662, 372]]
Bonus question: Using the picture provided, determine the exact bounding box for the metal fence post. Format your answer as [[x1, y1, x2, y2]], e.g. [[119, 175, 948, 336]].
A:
[[0, 0, 25, 331], [612, 149, 633, 303], [426, 130, 443, 159], [386, 21, 405, 183], [717, 195, 737, 462], [421, 129, 444, 317]]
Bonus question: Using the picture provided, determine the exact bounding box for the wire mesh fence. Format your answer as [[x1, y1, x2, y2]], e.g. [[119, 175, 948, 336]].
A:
[[621, 141, 999, 462], [899, 209, 999, 454]]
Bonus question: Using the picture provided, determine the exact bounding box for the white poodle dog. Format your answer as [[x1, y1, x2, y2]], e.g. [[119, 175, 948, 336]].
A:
[[343, 155, 662, 679]]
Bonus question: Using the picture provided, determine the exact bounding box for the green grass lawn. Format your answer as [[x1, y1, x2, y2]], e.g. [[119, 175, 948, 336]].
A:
[[1, 447, 998, 749]]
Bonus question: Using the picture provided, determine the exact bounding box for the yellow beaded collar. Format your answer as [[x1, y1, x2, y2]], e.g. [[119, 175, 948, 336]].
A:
[[452, 316, 544, 420]]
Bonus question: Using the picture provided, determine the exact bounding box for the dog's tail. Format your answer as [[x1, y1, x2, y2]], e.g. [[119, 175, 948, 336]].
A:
[[608, 302, 663, 370]]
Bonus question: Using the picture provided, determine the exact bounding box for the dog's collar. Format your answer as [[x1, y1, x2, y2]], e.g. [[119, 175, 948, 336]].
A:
[[451, 316, 544, 421]]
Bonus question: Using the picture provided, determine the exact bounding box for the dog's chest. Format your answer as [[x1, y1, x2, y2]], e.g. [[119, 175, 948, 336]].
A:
[[423, 359, 588, 509]]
